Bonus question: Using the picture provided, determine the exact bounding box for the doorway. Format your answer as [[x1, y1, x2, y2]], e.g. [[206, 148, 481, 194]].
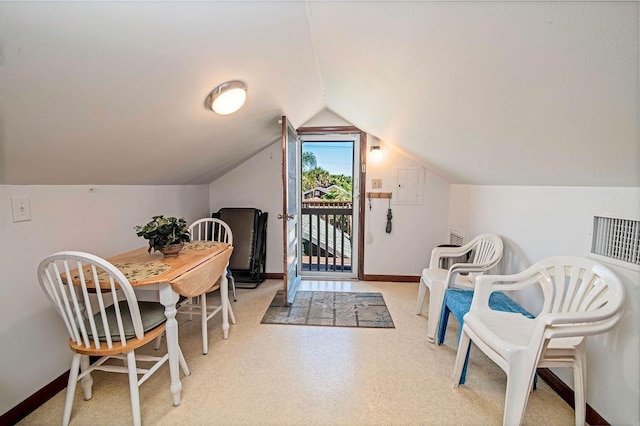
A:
[[299, 133, 361, 279]]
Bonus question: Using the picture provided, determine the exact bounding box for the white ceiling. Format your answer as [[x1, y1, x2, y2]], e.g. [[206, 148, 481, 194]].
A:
[[1, 1, 638, 186]]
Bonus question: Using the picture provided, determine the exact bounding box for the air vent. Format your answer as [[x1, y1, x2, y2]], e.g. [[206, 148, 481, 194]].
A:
[[591, 215, 640, 265], [449, 229, 465, 246]]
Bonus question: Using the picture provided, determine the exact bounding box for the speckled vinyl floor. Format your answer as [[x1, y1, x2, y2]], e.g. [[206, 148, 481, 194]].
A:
[[20, 279, 576, 425]]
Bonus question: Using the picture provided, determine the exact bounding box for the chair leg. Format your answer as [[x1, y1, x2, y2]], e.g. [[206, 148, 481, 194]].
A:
[[62, 353, 81, 426], [79, 355, 93, 400], [416, 278, 427, 315], [229, 275, 237, 302], [426, 282, 445, 342], [449, 314, 472, 385], [573, 350, 587, 426], [228, 299, 236, 324], [459, 342, 472, 385], [452, 327, 471, 387], [503, 358, 537, 426], [437, 304, 451, 345], [126, 351, 141, 426], [178, 346, 191, 376], [188, 297, 195, 321], [154, 333, 163, 350], [201, 293, 209, 355]]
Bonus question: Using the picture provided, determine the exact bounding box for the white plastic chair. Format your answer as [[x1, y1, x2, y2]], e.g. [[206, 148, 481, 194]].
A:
[[452, 256, 625, 426], [179, 218, 236, 354], [416, 233, 504, 342], [37, 251, 189, 426]]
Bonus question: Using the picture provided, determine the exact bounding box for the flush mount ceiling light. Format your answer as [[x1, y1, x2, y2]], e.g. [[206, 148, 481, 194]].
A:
[[205, 80, 247, 115], [369, 145, 383, 163]]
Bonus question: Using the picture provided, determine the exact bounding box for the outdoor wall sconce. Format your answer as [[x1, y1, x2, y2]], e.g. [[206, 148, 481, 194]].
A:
[[369, 145, 383, 163]]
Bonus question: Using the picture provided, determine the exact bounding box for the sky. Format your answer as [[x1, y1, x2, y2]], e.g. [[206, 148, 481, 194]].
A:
[[302, 141, 353, 176]]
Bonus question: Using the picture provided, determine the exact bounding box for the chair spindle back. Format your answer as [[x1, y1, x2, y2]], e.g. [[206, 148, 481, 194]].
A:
[[37, 251, 143, 350]]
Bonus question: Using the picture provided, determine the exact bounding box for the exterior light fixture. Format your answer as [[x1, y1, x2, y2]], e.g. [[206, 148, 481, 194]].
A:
[[369, 145, 383, 163], [205, 80, 247, 115]]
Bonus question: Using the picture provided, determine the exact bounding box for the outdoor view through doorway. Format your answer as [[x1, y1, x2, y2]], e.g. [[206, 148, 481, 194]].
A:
[[300, 138, 359, 278]]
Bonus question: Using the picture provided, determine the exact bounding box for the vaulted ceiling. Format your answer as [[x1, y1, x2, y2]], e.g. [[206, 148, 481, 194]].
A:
[[1, 1, 638, 186]]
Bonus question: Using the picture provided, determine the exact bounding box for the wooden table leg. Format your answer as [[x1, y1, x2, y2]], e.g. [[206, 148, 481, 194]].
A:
[[220, 272, 230, 339], [159, 284, 183, 406]]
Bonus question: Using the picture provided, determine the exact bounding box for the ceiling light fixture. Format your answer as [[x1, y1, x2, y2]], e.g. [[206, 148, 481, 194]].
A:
[[370, 145, 383, 163], [205, 80, 247, 115]]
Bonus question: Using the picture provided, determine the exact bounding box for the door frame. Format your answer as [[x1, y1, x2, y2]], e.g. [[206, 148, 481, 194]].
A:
[[297, 126, 367, 280]]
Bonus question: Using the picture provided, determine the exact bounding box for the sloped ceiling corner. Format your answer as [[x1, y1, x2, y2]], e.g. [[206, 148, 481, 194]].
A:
[[1, 1, 638, 186], [0, 2, 324, 185], [310, 1, 639, 186]]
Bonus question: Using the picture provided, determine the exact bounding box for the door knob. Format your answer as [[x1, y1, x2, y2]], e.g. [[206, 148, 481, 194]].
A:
[[277, 214, 294, 220]]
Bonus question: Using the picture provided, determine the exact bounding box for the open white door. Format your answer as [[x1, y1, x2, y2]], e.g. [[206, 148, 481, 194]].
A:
[[280, 116, 301, 305]]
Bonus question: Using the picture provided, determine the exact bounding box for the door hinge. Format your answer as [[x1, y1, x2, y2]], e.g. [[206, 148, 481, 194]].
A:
[[362, 164, 366, 173]]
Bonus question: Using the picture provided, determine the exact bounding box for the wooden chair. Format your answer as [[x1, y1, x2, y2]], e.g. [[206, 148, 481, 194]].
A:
[[179, 218, 236, 354], [190, 217, 237, 301], [416, 233, 504, 342], [452, 256, 625, 426], [37, 251, 189, 426]]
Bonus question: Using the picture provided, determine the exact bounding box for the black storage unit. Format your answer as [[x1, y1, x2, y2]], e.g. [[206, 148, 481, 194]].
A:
[[212, 208, 268, 288]]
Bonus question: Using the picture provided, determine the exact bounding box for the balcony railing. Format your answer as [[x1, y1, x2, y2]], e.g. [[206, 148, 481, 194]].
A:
[[301, 200, 353, 272]]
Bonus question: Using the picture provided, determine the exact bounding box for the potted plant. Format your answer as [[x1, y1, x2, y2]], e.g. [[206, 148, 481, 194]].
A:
[[135, 215, 191, 256]]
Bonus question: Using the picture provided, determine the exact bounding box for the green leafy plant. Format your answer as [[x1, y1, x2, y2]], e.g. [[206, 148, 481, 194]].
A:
[[134, 215, 191, 253]]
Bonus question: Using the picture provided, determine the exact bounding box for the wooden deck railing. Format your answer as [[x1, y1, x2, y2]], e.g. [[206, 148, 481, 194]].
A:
[[301, 200, 353, 272]]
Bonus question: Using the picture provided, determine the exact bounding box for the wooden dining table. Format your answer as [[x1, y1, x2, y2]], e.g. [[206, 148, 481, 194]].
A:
[[102, 240, 233, 406]]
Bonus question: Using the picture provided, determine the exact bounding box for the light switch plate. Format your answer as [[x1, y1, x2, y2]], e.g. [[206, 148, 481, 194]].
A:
[[372, 178, 382, 189], [11, 196, 31, 222]]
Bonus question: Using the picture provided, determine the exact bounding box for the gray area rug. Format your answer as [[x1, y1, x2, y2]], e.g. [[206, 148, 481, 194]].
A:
[[261, 290, 395, 328]]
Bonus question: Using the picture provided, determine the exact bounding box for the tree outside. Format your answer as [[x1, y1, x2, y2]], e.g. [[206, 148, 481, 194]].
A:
[[301, 151, 352, 200]]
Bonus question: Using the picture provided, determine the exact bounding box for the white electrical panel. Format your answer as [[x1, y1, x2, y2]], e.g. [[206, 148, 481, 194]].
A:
[[393, 167, 424, 205]]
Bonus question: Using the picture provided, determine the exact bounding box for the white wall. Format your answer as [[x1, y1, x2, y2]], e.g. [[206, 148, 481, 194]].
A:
[[364, 138, 450, 275], [0, 184, 209, 415], [300, 108, 353, 127], [209, 134, 451, 277], [210, 109, 451, 277], [450, 185, 640, 425]]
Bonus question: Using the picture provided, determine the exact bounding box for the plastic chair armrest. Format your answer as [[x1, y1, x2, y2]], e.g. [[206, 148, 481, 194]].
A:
[[469, 269, 544, 312], [429, 246, 472, 268], [445, 262, 499, 288], [449, 262, 494, 274], [544, 307, 621, 326], [537, 311, 622, 340]]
